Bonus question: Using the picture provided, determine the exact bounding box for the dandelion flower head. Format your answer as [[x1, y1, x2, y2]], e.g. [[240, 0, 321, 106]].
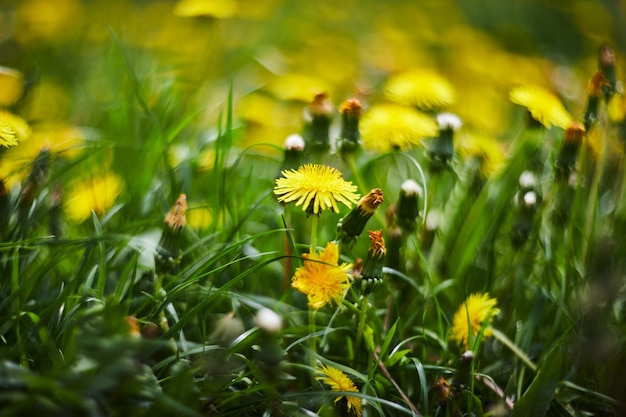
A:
[[509, 85, 572, 129], [384, 69, 456, 110], [317, 364, 362, 417], [274, 164, 359, 215], [360, 103, 438, 153], [451, 293, 500, 350], [0, 110, 31, 148], [174, 0, 237, 18], [64, 173, 123, 223], [292, 242, 352, 309], [0, 66, 25, 107]]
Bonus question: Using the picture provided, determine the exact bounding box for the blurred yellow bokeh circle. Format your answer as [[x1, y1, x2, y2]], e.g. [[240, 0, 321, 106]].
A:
[[0, 67, 25, 107]]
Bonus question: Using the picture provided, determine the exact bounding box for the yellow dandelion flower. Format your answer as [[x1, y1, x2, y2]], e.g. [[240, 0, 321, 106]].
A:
[[509, 85, 572, 129], [456, 132, 507, 178], [265, 73, 333, 103], [0, 110, 31, 148], [451, 293, 500, 350], [292, 242, 352, 309], [173, 0, 238, 18], [384, 69, 456, 110], [64, 173, 123, 223], [187, 205, 212, 230], [360, 103, 438, 153], [316, 365, 362, 417], [0, 66, 25, 107], [274, 164, 359, 215]]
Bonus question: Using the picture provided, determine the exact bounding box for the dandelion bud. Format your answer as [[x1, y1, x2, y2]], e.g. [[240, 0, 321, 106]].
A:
[[156, 194, 187, 275], [512, 190, 540, 249], [304, 92, 332, 154], [279, 134, 305, 175], [359, 230, 386, 295], [555, 122, 585, 180], [584, 72, 607, 131], [255, 308, 283, 333], [433, 376, 452, 405], [518, 170, 538, 191], [451, 350, 474, 389], [337, 98, 363, 156], [428, 113, 462, 168], [337, 188, 384, 244], [394, 179, 421, 232], [598, 44, 617, 99], [126, 316, 141, 338]]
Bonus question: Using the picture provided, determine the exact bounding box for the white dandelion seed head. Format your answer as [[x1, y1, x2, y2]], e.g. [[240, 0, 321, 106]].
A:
[[401, 179, 422, 196], [436, 112, 463, 131], [519, 171, 537, 188], [523, 191, 537, 207], [284, 133, 305, 151], [255, 308, 283, 332]]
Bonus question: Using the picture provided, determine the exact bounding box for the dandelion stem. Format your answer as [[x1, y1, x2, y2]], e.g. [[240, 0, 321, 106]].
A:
[[310, 215, 318, 253], [356, 294, 369, 354], [308, 307, 317, 368]]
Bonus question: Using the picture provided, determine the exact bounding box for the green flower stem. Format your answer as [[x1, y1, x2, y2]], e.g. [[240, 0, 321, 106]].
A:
[[308, 307, 317, 368], [310, 215, 318, 254], [355, 294, 369, 354]]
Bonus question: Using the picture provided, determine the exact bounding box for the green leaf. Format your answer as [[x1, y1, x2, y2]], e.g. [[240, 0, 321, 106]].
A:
[[511, 344, 563, 417]]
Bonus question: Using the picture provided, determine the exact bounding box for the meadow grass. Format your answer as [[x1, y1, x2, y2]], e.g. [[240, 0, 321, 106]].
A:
[[1, 1, 626, 416]]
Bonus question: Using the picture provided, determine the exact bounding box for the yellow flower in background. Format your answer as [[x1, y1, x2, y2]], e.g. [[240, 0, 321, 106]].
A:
[[15, 0, 84, 44], [451, 293, 500, 350], [384, 69, 456, 110], [64, 173, 123, 223], [187, 205, 213, 229], [608, 94, 625, 123], [274, 164, 359, 215], [292, 242, 352, 309], [174, 0, 238, 18], [360, 103, 438, 152], [265, 73, 333, 103], [0, 66, 26, 107], [509, 85, 572, 129], [456, 132, 506, 178], [0, 111, 31, 148], [316, 365, 362, 417]]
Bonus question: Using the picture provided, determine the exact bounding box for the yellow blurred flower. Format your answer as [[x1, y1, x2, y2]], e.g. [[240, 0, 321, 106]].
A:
[[64, 173, 123, 223], [0, 66, 26, 107], [174, 0, 238, 18], [15, 0, 84, 44], [456, 132, 506, 178], [384, 69, 455, 110], [0, 110, 31, 148], [22, 80, 71, 122], [265, 73, 332, 103], [292, 242, 352, 309], [316, 364, 362, 417], [509, 85, 572, 129], [360, 103, 438, 152], [608, 94, 625, 123], [451, 293, 500, 350], [274, 164, 359, 215], [187, 205, 213, 229]]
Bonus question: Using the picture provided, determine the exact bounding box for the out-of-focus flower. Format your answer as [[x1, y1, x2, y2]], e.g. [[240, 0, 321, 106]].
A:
[[64, 172, 123, 223], [583, 72, 607, 131], [174, 0, 238, 18], [187, 204, 212, 230], [433, 376, 452, 404], [156, 194, 187, 275], [360, 103, 438, 152], [303, 92, 332, 154], [0, 67, 25, 107], [292, 242, 352, 309], [15, 0, 84, 44], [555, 122, 586, 180], [265, 73, 332, 103], [450, 293, 500, 350], [274, 164, 359, 215], [0, 110, 31, 148], [428, 113, 463, 165], [337, 99, 363, 156], [509, 85, 572, 129], [394, 179, 421, 232], [255, 308, 283, 333], [608, 94, 625, 123], [22, 80, 72, 122], [384, 69, 455, 110], [316, 365, 362, 417], [456, 132, 506, 178]]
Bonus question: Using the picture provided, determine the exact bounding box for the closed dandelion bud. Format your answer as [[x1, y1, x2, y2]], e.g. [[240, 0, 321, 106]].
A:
[[511, 190, 540, 248], [433, 376, 452, 405], [584, 72, 607, 131], [599, 44, 617, 99], [156, 194, 187, 275], [304, 92, 332, 154], [385, 224, 403, 272], [451, 350, 474, 389], [429, 113, 462, 166], [394, 179, 421, 232], [337, 98, 363, 156], [359, 230, 386, 295], [279, 134, 305, 176], [337, 188, 384, 244], [555, 122, 585, 180]]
